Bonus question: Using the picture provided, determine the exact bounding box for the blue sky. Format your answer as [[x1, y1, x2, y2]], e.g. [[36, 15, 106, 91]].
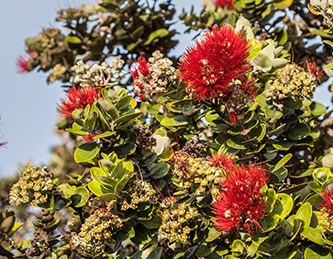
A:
[[0, 0, 331, 177], [0, 0, 203, 177]]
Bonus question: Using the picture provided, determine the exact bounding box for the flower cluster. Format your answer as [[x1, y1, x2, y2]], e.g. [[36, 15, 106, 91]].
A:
[[309, 0, 333, 27], [58, 86, 101, 118], [132, 124, 157, 150], [158, 197, 198, 244], [72, 59, 124, 87], [48, 64, 68, 83], [179, 25, 252, 101], [9, 165, 56, 207], [121, 180, 156, 211], [181, 139, 207, 158], [132, 50, 177, 100], [71, 203, 123, 256], [212, 163, 267, 234], [173, 154, 224, 196], [266, 63, 319, 105]]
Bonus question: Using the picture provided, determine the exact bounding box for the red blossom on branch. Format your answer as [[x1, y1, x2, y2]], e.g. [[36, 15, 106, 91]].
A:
[[58, 86, 101, 118], [305, 59, 322, 81], [16, 55, 30, 73], [211, 152, 235, 172], [321, 186, 333, 214], [212, 163, 268, 235], [214, 0, 234, 9], [179, 25, 251, 101]]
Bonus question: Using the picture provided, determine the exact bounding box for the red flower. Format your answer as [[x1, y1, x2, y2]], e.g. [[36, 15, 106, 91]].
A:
[[229, 109, 237, 127], [305, 59, 322, 81], [16, 55, 30, 73], [132, 56, 150, 78], [179, 25, 250, 101], [212, 163, 267, 234], [211, 152, 235, 172], [321, 186, 333, 214], [215, 0, 234, 8], [82, 134, 95, 142], [58, 86, 100, 118]]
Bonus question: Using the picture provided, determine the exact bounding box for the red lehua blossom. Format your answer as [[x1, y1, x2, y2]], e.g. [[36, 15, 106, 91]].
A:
[[211, 152, 235, 172], [215, 0, 234, 8], [83, 134, 95, 142], [305, 59, 322, 81], [179, 25, 250, 101], [137, 56, 150, 77], [229, 109, 237, 127], [58, 86, 101, 118], [321, 185, 333, 214], [212, 163, 268, 234], [16, 55, 30, 73]]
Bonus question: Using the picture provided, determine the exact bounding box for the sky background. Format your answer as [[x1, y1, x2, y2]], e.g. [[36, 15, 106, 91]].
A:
[[0, 0, 331, 178], [0, 0, 204, 177]]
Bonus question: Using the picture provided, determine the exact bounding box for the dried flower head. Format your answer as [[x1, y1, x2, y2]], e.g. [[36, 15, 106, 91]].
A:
[[9, 165, 56, 207], [132, 124, 156, 150], [132, 50, 177, 100], [212, 163, 267, 234], [179, 25, 252, 101], [58, 86, 101, 117], [71, 202, 123, 256], [158, 198, 198, 244]]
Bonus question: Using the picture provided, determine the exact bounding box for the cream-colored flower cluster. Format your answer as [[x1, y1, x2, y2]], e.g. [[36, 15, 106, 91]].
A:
[[266, 63, 318, 104], [72, 58, 124, 87], [133, 50, 177, 99], [71, 203, 123, 256], [9, 165, 56, 207], [121, 180, 156, 210], [158, 197, 198, 244], [173, 156, 223, 196]]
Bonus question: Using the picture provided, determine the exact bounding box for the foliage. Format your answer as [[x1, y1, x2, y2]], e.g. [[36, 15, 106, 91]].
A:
[[3, 0, 333, 258]]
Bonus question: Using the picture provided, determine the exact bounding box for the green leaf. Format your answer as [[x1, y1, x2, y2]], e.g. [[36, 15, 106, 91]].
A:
[[325, 61, 333, 69], [248, 39, 262, 60], [206, 227, 221, 242], [74, 142, 100, 163], [301, 227, 325, 245], [272, 154, 292, 172], [277, 193, 294, 219], [66, 36, 82, 44], [58, 184, 77, 199], [231, 240, 245, 254], [311, 102, 326, 117], [72, 187, 90, 208], [304, 246, 332, 259], [288, 123, 310, 140], [272, 141, 294, 151], [114, 112, 142, 129], [160, 116, 189, 127], [148, 162, 170, 179], [295, 202, 312, 227], [226, 137, 245, 150], [144, 29, 169, 45]]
